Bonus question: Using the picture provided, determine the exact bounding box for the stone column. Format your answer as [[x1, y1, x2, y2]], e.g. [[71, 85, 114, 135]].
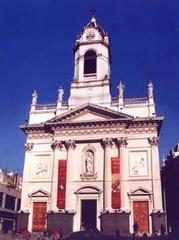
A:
[[65, 140, 76, 211], [102, 138, 114, 211], [2, 193, 5, 208], [15, 197, 18, 211], [116, 137, 129, 211], [148, 137, 163, 211], [51, 140, 63, 211], [0, 219, 2, 231]]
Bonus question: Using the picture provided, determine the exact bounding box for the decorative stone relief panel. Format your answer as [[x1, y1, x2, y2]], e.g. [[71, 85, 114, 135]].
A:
[[31, 154, 51, 179], [129, 151, 148, 177]]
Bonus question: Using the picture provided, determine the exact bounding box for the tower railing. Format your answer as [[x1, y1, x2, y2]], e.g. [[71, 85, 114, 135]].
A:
[[111, 97, 148, 106], [35, 104, 57, 110]]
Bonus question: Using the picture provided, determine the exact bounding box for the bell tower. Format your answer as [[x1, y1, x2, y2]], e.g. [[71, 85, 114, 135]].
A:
[[69, 15, 111, 107]]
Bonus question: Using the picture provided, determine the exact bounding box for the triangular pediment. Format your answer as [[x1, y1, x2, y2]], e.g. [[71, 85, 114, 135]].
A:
[[47, 103, 133, 124], [28, 189, 51, 197], [128, 187, 152, 196]]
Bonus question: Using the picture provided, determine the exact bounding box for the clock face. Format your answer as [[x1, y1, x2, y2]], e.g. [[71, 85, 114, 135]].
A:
[[86, 30, 95, 39]]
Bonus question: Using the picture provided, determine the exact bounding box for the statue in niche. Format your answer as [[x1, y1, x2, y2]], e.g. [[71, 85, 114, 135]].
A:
[[84, 150, 94, 173]]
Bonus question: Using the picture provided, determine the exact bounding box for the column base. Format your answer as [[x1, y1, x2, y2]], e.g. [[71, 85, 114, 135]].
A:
[[151, 211, 166, 234], [100, 211, 130, 236], [47, 212, 75, 237], [16, 212, 29, 232]]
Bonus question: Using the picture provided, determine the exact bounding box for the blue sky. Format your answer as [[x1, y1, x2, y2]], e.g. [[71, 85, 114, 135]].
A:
[[0, 0, 178, 173]]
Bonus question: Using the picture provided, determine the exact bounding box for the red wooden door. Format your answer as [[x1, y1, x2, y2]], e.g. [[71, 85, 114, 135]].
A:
[[32, 202, 47, 231], [133, 201, 149, 233]]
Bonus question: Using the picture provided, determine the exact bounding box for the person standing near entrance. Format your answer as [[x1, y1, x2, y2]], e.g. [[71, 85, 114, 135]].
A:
[[160, 223, 165, 236], [133, 222, 139, 237], [80, 222, 85, 231]]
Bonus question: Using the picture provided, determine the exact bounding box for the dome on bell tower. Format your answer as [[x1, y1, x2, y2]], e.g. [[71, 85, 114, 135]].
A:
[[75, 15, 109, 46], [85, 16, 105, 38]]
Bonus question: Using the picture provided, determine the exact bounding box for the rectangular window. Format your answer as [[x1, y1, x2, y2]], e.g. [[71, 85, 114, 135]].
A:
[[5, 195, 15, 210]]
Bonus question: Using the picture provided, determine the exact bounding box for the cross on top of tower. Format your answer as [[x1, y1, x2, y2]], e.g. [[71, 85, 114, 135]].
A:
[[90, 6, 97, 16]]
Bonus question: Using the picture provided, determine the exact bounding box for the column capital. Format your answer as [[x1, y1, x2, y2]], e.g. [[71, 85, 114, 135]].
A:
[[148, 137, 159, 146], [65, 140, 76, 150], [116, 137, 128, 147], [51, 140, 63, 150], [101, 138, 114, 148], [25, 142, 34, 151]]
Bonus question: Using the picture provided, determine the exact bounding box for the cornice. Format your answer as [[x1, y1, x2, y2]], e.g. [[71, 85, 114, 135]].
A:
[[50, 118, 130, 128], [131, 116, 164, 133], [74, 40, 109, 52], [21, 117, 162, 137], [20, 123, 52, 135], [70, 82, 110, 89], [27, 125, 157, 140]]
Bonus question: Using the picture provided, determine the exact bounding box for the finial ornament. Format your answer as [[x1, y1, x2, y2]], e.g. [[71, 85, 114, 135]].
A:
[[148, 80, 153, 98], [32, 90, 38, 105], [118, 81, 124, 98], [58, 86, 64, 102], [90, 6, 97, 17]]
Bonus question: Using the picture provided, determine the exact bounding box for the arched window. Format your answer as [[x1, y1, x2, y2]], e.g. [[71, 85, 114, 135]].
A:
[[84, 50, 97, 74]]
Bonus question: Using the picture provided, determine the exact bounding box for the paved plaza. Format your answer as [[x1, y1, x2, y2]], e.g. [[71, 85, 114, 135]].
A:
[[0, 232, 174, 240]]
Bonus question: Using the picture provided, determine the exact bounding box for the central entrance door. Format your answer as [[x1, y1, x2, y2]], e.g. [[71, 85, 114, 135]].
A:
[[81, 200, 96, 231]]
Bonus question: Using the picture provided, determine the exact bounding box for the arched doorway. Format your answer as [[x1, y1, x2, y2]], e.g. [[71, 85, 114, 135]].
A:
[[74, 186, 102, 231]]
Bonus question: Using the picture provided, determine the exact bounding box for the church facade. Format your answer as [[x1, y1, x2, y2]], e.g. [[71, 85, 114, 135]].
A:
[[19, 16, 165, 235]]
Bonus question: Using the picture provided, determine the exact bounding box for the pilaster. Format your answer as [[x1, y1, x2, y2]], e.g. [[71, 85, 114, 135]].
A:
[[65, 140, 76, 211], [51, 140, 63, 211], [116, 137, 129, 211], [101, 138, 114, 211], [20, 142, 34, 211], [148, 137, 163, 211]]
